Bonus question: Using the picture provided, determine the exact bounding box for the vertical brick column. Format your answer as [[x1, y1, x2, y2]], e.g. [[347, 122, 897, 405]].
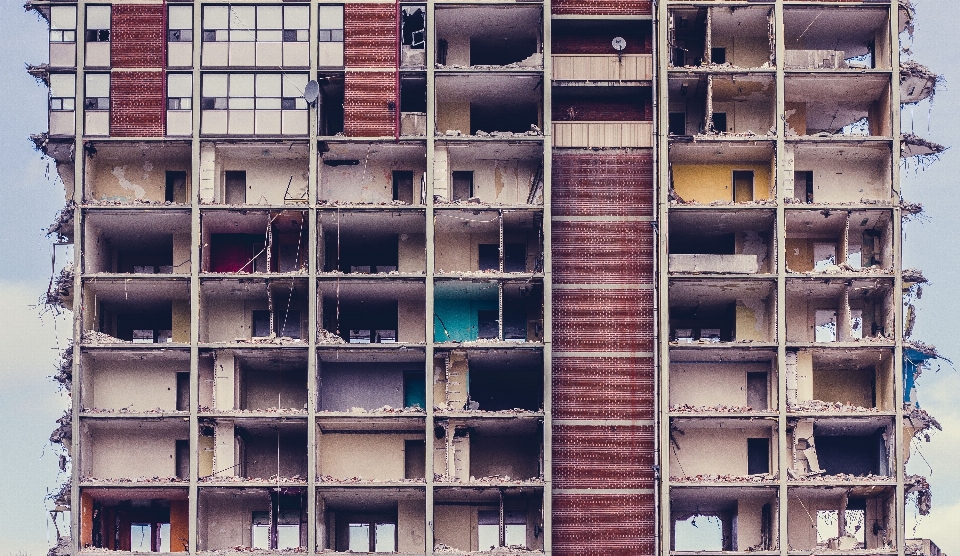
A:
[[343, 3, 398, 138], [110, 4, 165, 136]]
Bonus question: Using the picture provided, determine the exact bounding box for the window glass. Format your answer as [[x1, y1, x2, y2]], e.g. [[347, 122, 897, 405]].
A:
[[285, 6, 310, 29], [277, 524, 299, 549], [86, 74, 110, 98], [258, 6, 283, 29], [202, 74, 228, 98], [348, 524, 370, 552], [86, 5, 111, 30], [51, 6, 77, 31], [50, 74, 76, 99], [318, 5, 344, 30], [168, 74, 193, 110], [204, 6, 229, 30], [169, 6, 193, 30], [375, 523, 396, 552]]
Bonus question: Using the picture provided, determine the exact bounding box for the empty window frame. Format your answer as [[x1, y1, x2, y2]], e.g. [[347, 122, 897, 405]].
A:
[[85, 74, 110, 111], [203, 5, 309, 43], [49, 74, 76, 111], [401, 5, 426, 49], [50, 6, 77, 43], [167, 5, 193, 42], [478, 510, 527, 550], [252, 511, 300, 549], [85, 5, 111, 42], [815, 310, 838, 342], [202, 74, 308, 111], [167, 74, 192, 110], [393, 170, 415, 204], [452, 171, 474, 201], [318, 5, 345, 67], [130, 523, 171, 552], [347, 519, 397, 552]]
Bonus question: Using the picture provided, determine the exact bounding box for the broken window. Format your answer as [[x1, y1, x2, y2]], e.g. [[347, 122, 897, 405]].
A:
[[252, 511, 300, 549], [815, 310, 837, 342], [85, 5, 111, 43], [202, 6, 308, 43], [85, 73, 110, 111], [401, 5, 426, 68], [668, 112, 686, 136], [478, 510, 527, 550], [167, 5, 193, 42]]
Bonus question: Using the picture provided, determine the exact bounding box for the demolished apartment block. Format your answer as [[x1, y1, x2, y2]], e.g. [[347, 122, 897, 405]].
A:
[[26, 0, 947, 554]]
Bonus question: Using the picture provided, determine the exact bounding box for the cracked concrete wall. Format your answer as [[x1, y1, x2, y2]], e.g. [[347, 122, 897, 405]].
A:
[[672, 163, 772, 203], [85, 154, 191, 203], [317, 432, 422, 480], [441, 155, 541, 204], [670, 362, 776, 408]]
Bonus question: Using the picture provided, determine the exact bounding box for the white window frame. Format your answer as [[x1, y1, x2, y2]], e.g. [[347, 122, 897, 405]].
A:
[[168, 5, 194, 43], [50, 6, 77, 43], [84, 73, 110, 111], [49, 74, 76, 111], [318, 5, 344, 43], [201, 73, 307, 111], [203, 5, 310, 43], [167, 73, 193, 110]]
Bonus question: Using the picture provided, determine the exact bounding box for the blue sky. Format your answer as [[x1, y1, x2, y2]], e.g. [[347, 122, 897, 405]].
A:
[[0, 1, 957, 554]]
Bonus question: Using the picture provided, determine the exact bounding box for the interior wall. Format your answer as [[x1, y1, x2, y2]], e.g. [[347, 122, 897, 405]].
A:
[[470, 435, 540, 479], [813, 368, 874, 408], [668, 428, 773, 477], [319, 159, 425, 204], [203, 299, 267, 342], [670, 362, 774, 408], [243, 369, 307, 410], [434, 505, 476, 551], [398, 233, 427, 272], [85, 360, 182, 410], [445, 156, 541, 204], [398, 499, 427, 552], [86, 155, 188, 202], [217, 155, 308, 204], [672, 163, 772, 203], [319, 363, 408, 411], [86, 427, 178, 478], [317, 432, 422, 480], [399, 297, 427, 343], [200, 495, 267, 549]]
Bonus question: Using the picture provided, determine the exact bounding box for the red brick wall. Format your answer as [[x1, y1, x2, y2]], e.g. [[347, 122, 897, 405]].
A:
[[344, 3, 398, 68], [343, 71, 396, 137], [552, 25, 652, 55], [553, 494, 656, 555], [551, 0, 652, 17], [552, 152, 654, 217], [553, 97, 652, 122], [552, 221, 654, 284], [554, 425, 656, 489], [110, 72, 165, 137], [553, 289, 654, 352], [111, 5, 165, 68], [553, 357, 654, 420]]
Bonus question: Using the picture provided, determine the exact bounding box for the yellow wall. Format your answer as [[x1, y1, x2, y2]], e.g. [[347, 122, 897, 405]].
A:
[[672, 163, 772, 203]]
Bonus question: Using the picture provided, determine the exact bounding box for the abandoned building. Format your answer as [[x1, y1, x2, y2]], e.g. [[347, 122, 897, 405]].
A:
[[25, 0, 950, 554]]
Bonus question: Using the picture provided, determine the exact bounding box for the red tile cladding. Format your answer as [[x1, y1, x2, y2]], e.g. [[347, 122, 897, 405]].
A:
[[553, 494, 656, 556], [553, 289, 654, 352], [111, 5, 165, 68], [552, 221, 654, 285], [553, 357, 654, 420], [343, 71, 397, 137], [551, 151, 654, 217], [553, 425, 655, 489], [551, 0, 652, 17], [344, 3, 398, 68], [110, 72, 164, 137]]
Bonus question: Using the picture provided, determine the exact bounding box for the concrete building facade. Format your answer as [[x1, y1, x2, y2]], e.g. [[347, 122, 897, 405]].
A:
[[26, 0, 946, 554]]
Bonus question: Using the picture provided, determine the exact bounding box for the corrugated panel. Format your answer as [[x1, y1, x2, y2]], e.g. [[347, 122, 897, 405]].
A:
[[551, 0, 653, 17], [552, 221, 654, 285], [553, 493, 656, 555], [552, 152, 653, 217], [344, 3, 397, 68], [553, 357, 654, 420], [343, 71, 396, 137], [553, 425, 655, 489], [110, 72, 164, 137], [111, 5, 164, 68], [553, 289, 654, 352], [553, 122, 654, 149]]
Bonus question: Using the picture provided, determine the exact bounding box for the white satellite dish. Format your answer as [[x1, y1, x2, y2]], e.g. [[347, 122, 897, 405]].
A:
[[612, 37, 627, 52], [304, 80, 320, 104]]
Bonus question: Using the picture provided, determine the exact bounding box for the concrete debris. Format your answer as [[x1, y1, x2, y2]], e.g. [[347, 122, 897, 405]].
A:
[[435, 54, 543, 70], [789, 473, 889, 482], [906, 407, 942, 436], [902, 268, 928, 286], [201, 474, 306, 484], [43, 263, 74, 312], [437, 128, 543, 139], [669, 198, 776, 207], [52, 343, 72, 392], [246, 335, 306, 345], [196, 548, 306, 554], [49, 409, 71, 454], [82, 407, 185, 414], [80, 476, 188, 484], [200, 407, 308, 415], [318, 199, 411, 207], [672, 61, 773, 72], [900, 60, 941, 103], [46, 536, 71, 556], [82, 330, 127, 344], [317, 475, 424, 485], [670, 404, 757, 413], [900, 0, 915, 38], [902, 134, 947, 158], [434, 545, 544, 555], [47, 201, 75, 241], [333, 405, 426, 414], [317, 328, 347, 344], [670, 473, 777, 483], [434, 474, 544, 486], [435, 269, 535, 278], [25, 62, 50, 86], [788, 400, 880, 414], [906, 475, 932, 515], [435, 406, 542, 416], [900, 200, 924, 217], [905, 340, 940, 360], [85, 198, 184, 207]]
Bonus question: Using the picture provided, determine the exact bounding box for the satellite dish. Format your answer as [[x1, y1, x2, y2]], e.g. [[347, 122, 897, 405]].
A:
[[303, 80, 320, 104], [612, 37, 627, 52]]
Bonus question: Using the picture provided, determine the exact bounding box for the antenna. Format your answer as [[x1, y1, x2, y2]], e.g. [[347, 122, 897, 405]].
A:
[[303, 80, 320, 105], [612, 37, 627, 52]]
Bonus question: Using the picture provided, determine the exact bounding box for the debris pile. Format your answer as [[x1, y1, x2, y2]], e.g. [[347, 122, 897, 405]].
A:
[[196, 548, 307, 554], [670, 473, 777, 483], [670, 404, 756, 413], [43, 263, 74, 313], [201, 474, 307, 484], [317, 328, 347, 344], [46, 536, 71, 556], [434, 545, 544, 555], [52, 343, 72, 392], [316, 475, 425, 485], [80, 476, 188, 484], [247, 335, 306, 345], [81, 407, 183, 415], [434, 406, 542, 416], [434, 474, 544, 486], [47, 201, 75, 241], [788, 400, 881, 414], [82, 330, 126, 344], [788, 472, 889, 482], [201, 407, 308, 415]]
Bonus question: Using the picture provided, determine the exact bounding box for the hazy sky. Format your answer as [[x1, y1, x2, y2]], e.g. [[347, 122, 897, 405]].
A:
[[0, 1, 957, 554]]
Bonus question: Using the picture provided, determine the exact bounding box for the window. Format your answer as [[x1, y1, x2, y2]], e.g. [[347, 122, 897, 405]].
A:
[[347, 520, 396, 552], [747, 437, 770, 474], [131, 523, 170, 552], [49, 74, 76, 111], [203, 6, 309, 43], [201, 73, 308, 111], [85, 5, 111, 42], [401, 6, 425, 49], [50, 6, 77, 42], [85, 74, 110, 110], [815, 310, 837, 342], [167, 74, 192, 110], [478, 509, 526, 550], [668, 112, 686, 135], [393, 170, 414, 204], [252, 511, 301, 549], [711, 47, 726, 64], [712, 112, 728, 133], [318, 5, 344, 67], [168, 5, 193, 42]]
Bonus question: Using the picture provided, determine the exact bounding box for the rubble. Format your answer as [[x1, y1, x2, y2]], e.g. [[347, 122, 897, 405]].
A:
[[671, 473, 777, 483], [200, 407, 308, 415], [316, 475, 424, 485], [81, 330, 127, 344], [195, 548, 306, 555], [902, 268, 928, 286], [900, 60, 942, 103], [788, 472, 890, 483], [317, 328, 347, 344], [788, 400, 881, 414], [434, 545, 544, 555], [318, 405, 426, 415], [81, 407, 186, 415], [80, 476, 188, 484], [47, 536, 71, 556], [434, 406, 542, 417], [25, 62, 49, 86], [85, 198, 184, 206], [46, 201, 75, 241], [434, 474, 544, 486], [52, 343, 72, 392], [906, 475, 932, 515], [49, 408, 71, 454], [670, 404, 757, 413], [42, 263, 74, 314], [901, 134, 947, 159], [201, 474, 307, 484], [670, 62, 773, 72]]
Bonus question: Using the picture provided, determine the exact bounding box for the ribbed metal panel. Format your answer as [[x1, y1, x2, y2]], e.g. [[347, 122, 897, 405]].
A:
[[553, 289, 654, 352], [552, 221, 654, 284], [553, 494, 656, 555], [553, 425, 655, 489], [553, 357, 654, 420]]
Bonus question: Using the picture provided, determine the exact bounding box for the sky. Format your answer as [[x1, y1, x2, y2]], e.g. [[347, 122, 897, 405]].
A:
[[0, 1, 958, 555]]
